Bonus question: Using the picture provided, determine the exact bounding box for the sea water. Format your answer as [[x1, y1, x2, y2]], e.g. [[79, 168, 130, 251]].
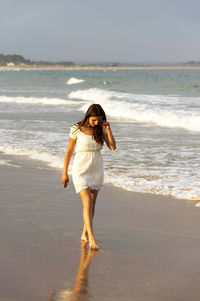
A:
[[0, 68, 200, 200]]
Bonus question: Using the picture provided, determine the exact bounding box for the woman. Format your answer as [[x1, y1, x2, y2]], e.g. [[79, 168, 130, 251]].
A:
[[61, 104, 116, 250]]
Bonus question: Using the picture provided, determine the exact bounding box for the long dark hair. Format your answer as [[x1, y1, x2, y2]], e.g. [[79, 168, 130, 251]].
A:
[[75, 104, 106, 145]]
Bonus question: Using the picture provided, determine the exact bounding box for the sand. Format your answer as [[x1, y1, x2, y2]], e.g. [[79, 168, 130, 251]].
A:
[[0, 163, 200, 301]]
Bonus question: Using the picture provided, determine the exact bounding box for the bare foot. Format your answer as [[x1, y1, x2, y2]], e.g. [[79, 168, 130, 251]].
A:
[[89, 240, 99, 250]]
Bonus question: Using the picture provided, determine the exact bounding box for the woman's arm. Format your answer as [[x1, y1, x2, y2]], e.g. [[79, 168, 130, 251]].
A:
[[62, 137, 76, 188], [102, 122, 116, 151]]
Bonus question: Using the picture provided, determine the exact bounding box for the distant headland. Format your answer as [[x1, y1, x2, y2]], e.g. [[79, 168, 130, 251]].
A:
[[0, 54, 200, 70]]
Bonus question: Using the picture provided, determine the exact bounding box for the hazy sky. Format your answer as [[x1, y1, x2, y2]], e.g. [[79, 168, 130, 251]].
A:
[[0, 0, 199, 63]]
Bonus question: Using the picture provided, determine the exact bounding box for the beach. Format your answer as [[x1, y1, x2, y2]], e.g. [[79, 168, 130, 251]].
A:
[[0, 67, 200, 300], [1, 161, 200, 301]]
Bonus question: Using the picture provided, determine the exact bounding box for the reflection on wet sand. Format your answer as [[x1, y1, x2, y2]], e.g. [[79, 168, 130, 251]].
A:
[[56, 241, 98, 301]]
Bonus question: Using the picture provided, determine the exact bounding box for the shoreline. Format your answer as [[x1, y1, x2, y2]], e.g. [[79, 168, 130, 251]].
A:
[[1, 152, 200, 204], [1, 65, 200, 71], [0, 152, 199, 204], [1, 163, 200, 300]]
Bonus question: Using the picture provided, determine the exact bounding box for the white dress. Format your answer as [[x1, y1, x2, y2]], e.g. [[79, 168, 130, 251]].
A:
[[69, 125, 104, 193]]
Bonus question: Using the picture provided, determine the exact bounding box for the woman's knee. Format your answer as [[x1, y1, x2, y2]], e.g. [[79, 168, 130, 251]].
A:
[[80, 189, 92, 209], [90, 189, 98, 201]]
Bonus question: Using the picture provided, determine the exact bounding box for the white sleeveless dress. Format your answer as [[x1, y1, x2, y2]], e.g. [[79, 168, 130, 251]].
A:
[[69, 125, 104, 193]]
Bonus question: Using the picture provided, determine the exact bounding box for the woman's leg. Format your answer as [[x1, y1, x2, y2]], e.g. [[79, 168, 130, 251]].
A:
[[91, 189, 99, 217], [80, 188, 99, 249], [81, 189, 98, 242]]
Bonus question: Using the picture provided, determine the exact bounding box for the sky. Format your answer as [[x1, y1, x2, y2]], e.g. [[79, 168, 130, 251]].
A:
[[0, 0, 200, 64]]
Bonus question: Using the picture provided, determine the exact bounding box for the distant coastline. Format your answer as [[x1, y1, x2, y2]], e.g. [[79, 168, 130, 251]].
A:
[[1, 65, 200, 71], [0, 53, 200, 70]]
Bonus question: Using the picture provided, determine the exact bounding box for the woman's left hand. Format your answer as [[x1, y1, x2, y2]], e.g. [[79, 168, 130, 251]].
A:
[[100, 121, 110, 130]]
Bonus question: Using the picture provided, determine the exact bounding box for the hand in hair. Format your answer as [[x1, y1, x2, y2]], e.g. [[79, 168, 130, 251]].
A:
[[100, 121, 110, 129]]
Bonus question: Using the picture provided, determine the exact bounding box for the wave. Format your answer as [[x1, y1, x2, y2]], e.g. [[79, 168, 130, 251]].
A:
[[0, 95, 85, 106], [1, 141, 199, 201], [68, 88, 200, 132], [0, 142, 65, 170], [1, 89, 200, 132], [66, 77, 85, 85], [104, 172, 200, 201], [68, 87, 200, 106]]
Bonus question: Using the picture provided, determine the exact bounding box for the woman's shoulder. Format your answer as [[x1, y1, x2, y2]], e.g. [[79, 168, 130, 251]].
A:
[[71, 124, 79, 131], [69, 124, 80, 139]]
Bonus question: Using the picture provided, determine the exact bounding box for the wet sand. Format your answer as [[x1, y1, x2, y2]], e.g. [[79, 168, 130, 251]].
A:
[[0, 164, 200, 301]]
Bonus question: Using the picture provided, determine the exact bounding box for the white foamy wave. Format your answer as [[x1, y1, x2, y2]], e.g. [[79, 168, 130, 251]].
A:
[[0, 159, 22, 168], [1, 141, 199, 200], [66, 77, 85, 85], [104, 171, 200, 201], [195, 202, 200, 207], [69, 87, 200, 105], [0, 159, 10, 165], [0, 95, 85, 106], [68, 88, 200, 132], [0, 142, 66, 170]]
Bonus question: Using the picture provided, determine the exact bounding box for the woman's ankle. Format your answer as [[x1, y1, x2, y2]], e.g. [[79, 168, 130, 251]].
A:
[[89, 236, 96, 244]]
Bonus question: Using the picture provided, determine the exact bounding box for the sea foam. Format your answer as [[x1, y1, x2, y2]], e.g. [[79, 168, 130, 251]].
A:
[[1, 139, 199, 200], [68, 88, 200, 132], [0, 95, 85, 106], [0, 142, 66, 171], [66, 77, 85, 85]]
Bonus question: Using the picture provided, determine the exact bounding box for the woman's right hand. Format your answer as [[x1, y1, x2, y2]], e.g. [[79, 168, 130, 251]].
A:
[[62, 173, 69, 188]]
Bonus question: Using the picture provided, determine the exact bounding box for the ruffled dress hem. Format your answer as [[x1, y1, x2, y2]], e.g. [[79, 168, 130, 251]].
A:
[[76, 184, 102, 194]]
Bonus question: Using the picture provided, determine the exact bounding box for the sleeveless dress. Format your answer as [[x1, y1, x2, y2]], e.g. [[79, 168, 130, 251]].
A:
[[69, 125, 104, 193]]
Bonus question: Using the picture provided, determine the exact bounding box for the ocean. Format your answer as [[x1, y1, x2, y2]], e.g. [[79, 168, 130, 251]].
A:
[[0, 68, 200, 200]]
